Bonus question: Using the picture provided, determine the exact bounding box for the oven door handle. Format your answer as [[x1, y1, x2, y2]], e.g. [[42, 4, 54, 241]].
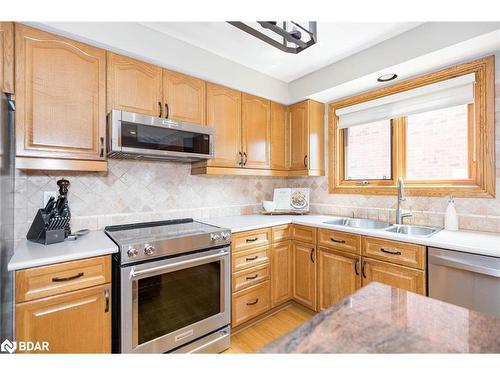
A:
[[129, 250, 229, 279]]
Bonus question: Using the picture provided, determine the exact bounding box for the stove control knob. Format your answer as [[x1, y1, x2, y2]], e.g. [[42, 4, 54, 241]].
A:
[[144, 244, 155, 256], [221, 232, 231, 240], [127, 248, 138, 258], [210, 233, 221, 241]]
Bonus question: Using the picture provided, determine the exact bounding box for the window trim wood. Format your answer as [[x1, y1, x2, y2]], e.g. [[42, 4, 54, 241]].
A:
[[328, 55, 496, 198]]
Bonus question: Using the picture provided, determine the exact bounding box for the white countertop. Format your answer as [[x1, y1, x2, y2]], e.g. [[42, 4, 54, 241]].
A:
[[8, 231, 118, 271], [200, 214, 500, 258]]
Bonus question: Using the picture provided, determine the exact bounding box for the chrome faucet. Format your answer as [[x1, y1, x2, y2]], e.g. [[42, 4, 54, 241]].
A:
[[396, 178, 412, 224]]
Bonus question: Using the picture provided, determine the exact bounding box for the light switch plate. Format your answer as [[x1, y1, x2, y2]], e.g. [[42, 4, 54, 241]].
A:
[[43, 191, 58, 207]]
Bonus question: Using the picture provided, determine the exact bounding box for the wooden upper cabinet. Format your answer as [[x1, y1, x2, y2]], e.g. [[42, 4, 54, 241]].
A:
[[242, 93, 271, 169], [106, 52, 163, 116], [0, 22, 14, 93], [15, 25, 106, 165], [163, 69, 206, 124], [270, 102, 289, 170], [318, 248, 360, 311], [206, 83, 242, 167], [293, 241, 317, 311], [16, 284, 111, 353], [290, 101, 308, 170], [308, 100, 325, 173]]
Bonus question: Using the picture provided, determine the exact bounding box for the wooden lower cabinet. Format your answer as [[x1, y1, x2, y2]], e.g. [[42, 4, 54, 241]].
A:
[[293, 241, 317, 310], [16, 284, 111, 353], [232, 281, 271, 327], [318, 248, 361, 311], [271, 241, 293, 307], [361, 258, 425, 295]]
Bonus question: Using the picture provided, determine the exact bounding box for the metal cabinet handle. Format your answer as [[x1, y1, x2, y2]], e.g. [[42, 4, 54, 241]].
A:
[[158, 101, 163, 117], [246, 237, 259, 243], [330, 238, 346, 244], [52, 272, 84, 282], [380, 248, 402, 255], [246, 274, 259, 280], [354, 258, 359, 276], [310, 248, 315, 263], [238, 151, 243, 166], [99, 137, 105, 158], [246, 298, 259, 306], [164, 102, 169, 118], [304, 155, 308, 167], [246, 256, 258, 261], [361, 260, 367, 278], [104, 289, 110, 313], [243, 152, 248, 166]]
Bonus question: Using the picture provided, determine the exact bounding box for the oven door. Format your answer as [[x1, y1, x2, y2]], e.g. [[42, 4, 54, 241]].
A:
[[120, 247, 230, 353]]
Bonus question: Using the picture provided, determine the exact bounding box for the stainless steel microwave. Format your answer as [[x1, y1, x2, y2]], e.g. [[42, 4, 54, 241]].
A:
[[107, 110, 214, 161]]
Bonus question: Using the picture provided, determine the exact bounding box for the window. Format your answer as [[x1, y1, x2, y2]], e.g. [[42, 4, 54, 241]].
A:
[[329, 56, 495, 197], [405, 104, 471, 181], [344, 120, 392, 181]]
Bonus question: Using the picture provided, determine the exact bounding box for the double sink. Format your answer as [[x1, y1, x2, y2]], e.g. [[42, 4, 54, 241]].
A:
[[323, 218, 440, 237]]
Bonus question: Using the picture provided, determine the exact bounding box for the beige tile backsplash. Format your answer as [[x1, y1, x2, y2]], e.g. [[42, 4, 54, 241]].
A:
[[13, 68, 500, 241]]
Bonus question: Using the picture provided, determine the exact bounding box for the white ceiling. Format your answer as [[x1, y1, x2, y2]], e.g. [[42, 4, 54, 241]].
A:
[[141, 22, 423, 82]]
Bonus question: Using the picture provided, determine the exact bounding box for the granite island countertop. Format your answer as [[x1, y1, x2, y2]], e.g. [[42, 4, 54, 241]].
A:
[[260, 282, 500, 353]]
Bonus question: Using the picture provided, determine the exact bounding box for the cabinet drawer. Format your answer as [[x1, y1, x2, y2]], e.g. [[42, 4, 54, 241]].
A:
[[232, 281, 271, 327], [16, 256, 111, 303], [232, 246, 270, 272], [362, 237, 425, 269], [232, 264, 270, 292], [232, 228, 271, 252], [318, 229, 361, 255], [271, 224, 292, 243], [292, 224, 316, 244]]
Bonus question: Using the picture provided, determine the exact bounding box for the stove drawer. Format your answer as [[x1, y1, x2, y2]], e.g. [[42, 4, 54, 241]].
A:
[[232, 246, 270, 272], [232, 264, 270, 292], [232, 281, 271, 327]]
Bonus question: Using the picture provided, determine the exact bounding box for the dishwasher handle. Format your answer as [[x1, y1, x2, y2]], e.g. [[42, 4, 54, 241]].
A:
[[429, 251, 500, 278]]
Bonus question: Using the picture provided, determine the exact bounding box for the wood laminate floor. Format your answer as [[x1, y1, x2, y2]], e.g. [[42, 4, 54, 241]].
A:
[[223, 304, 315, 354]]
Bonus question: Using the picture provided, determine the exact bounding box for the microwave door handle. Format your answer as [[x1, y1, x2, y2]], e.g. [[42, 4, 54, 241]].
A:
[[129, 250, 229, 279]]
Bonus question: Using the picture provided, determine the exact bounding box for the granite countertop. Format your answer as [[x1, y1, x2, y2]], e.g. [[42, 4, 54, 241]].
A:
[[260, 282, 500, 353], [8, 231, 118, 271], [200, 214, 500, 258]]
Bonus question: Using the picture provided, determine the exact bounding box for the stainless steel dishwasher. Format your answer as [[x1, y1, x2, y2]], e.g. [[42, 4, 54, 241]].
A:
[[428, 247, 500, 317]]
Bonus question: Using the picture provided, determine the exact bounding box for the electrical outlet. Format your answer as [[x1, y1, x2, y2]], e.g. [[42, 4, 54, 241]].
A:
[[43, 191, 58, 207]]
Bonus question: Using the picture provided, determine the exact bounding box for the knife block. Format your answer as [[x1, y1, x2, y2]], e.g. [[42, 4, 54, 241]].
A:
[[26, 209, 66, 245]]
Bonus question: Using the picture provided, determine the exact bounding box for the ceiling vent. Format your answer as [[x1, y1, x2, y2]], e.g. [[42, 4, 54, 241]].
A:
[[227, 21, 317, 54]]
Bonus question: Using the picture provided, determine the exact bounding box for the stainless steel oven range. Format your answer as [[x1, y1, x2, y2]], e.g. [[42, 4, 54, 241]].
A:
[[105, 218, 231, 353]]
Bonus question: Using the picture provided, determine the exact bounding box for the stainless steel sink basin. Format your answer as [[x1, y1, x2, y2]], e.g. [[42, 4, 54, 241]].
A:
[[384, 224, 440, 237], [324, 218, 391, 230]]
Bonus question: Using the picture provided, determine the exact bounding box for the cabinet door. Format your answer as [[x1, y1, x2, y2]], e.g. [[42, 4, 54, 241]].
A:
[[271, 241, 293, 307], [106, 52, 163, 116], [293, 241, 317, 310], [206, 83, 242, 167], [0, 22, 14, 93], [163, 69, 206, 124], [308, 100, 324, 173], [289, 101, 308, 170], [318, 248, 360, 311], [241, 93, 271, 169], [270, 102, 289, 170], [16, 284, 111, 353], [15, 25, 106, 161], [362, 258, 425, 295]]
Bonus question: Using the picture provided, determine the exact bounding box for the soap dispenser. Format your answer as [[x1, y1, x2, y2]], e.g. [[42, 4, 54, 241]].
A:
[[444, 195, 459, 231]]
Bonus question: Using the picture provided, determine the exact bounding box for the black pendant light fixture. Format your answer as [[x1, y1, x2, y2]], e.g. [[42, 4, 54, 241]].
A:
[[227, 21, 317, 54]]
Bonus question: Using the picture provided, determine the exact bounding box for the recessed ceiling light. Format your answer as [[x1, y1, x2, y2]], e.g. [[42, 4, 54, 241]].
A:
[[377, 74, 398, 82]]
